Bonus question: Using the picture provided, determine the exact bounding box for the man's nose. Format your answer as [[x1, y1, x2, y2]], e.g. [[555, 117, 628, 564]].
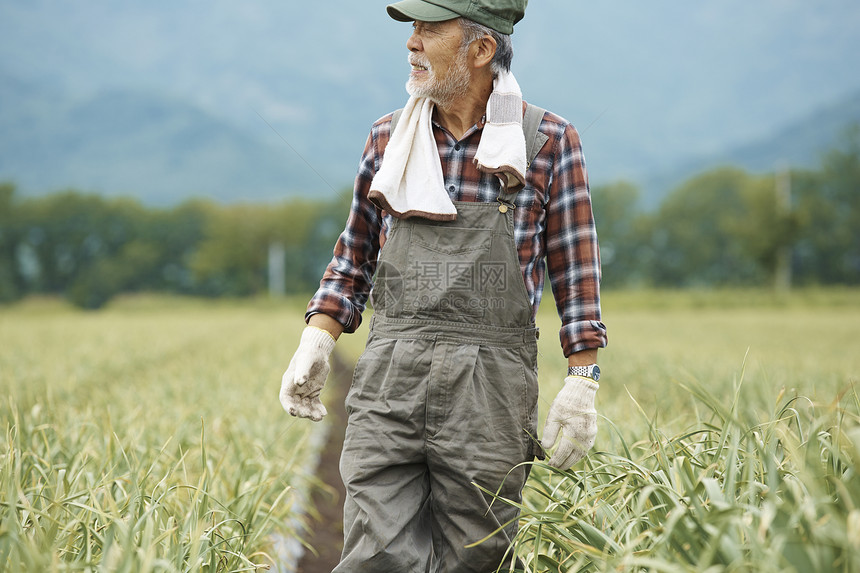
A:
[[406, 29, 421, 52]]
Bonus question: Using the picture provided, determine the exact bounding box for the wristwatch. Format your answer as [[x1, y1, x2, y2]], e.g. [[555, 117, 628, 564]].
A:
[[568, 364, 600, 382]]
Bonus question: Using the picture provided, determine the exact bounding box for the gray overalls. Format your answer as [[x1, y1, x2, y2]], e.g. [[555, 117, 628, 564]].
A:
[[335, 180, 542, 571], [333, 104, 547, 573]]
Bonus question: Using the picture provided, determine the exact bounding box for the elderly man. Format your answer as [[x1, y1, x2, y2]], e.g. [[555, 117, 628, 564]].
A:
[[279, 0, 607, 570]]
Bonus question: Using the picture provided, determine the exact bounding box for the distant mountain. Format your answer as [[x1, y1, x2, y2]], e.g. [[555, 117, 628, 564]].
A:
[[0, 73, 335, 204], [639, 90, 860, 207], [2, 1, 860, 204], [5, 77, 856, 208], [720, 90, 860, 171]]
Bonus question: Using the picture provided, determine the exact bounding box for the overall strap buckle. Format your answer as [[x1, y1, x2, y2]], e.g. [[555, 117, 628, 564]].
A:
[[496, 197, 516, 214]]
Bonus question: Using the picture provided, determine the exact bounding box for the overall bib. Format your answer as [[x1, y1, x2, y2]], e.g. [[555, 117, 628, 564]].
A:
[[335, 184, 540, 572]]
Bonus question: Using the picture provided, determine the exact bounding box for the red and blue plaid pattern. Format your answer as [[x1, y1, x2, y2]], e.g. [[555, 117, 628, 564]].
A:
[[306, 105, 607, 356]]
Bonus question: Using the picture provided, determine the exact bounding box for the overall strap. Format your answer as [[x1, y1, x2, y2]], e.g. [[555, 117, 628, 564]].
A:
[[523, 103, 549, 168], [498, 103, 548, 207]]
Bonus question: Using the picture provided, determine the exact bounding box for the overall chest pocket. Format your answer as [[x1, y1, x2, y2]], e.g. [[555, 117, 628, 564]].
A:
[[400, 225, 495, 322], [409, 225, 493, 255]]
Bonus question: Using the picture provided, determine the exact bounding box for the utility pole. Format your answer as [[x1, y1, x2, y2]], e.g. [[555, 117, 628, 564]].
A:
[[268, 241, 286, 297], [774, 163, 792, 291]]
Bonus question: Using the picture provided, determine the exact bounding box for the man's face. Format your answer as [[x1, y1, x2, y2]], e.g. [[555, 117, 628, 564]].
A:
[[405, 19, 471, 107]]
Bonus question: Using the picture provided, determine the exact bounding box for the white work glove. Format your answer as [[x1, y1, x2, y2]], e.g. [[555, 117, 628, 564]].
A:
[[541, 376, 598, 470], [279, 326, 336, 422]]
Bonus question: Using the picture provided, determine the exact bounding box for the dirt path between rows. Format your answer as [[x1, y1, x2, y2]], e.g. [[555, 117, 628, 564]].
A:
[[295, 352, 351, 573]]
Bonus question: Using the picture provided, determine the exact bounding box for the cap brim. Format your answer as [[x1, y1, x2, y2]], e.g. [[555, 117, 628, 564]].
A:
[[387, 0, 460, 23]]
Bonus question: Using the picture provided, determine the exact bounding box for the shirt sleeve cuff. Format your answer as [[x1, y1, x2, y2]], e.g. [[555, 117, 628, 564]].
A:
[[305, 291, 364, 334], [560, 319, 608, 356]]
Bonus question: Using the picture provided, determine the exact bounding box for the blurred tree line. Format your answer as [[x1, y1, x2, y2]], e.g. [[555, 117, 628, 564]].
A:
[[592, 126, 860, 289], [0, 185, 350, 308], [0, 126, 858, 309]]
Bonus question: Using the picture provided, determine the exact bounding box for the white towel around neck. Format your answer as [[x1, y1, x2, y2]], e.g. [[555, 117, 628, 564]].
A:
[[368, 71, 527, 221]]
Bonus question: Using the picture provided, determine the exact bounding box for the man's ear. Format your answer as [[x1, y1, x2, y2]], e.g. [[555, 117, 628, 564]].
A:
[[471, 35, 497, 70]]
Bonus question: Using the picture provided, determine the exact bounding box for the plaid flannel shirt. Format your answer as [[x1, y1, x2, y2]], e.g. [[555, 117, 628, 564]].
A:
[[306, 106, 607, 356]]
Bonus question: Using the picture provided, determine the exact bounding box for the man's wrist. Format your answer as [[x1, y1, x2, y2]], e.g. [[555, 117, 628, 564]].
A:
[[568, 364, 600, 382], [567, 348, 598, 367], [307, 313, 345, 340]]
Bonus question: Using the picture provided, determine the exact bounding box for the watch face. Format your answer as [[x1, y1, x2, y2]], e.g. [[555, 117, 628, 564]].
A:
[[591, 365, 601, 381]]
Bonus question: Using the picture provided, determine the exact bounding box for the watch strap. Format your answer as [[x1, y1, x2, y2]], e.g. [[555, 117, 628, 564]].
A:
[[568, 364, 600, 381]]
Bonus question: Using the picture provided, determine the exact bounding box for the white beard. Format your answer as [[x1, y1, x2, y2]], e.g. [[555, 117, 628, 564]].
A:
[[405, 49, 471, 108]]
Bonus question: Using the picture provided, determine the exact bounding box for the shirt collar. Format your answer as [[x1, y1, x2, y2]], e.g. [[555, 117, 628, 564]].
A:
[[431, 114, 486, 142]]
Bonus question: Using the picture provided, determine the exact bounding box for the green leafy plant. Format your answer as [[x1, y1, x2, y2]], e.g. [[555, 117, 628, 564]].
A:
[[496, 379, 860, 572]]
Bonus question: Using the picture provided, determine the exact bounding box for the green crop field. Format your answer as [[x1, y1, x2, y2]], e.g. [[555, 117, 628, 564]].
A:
[[0, 296, 320, 572], [518, 289, 860, 572], [2, 289, 859, 572]]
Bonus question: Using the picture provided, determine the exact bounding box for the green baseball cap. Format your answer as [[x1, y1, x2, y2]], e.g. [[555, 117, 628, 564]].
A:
[[387, 0, 527, 35]]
